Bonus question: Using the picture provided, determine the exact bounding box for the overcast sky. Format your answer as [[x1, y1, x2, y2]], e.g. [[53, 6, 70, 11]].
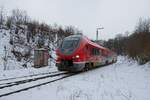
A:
[[1, 0, 150, 40]]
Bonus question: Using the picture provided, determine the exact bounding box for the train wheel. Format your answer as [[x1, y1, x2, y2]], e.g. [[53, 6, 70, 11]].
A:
[[58, 67, 64, 71], [82, 64, 89, 72], [111, 59, 114, 63], [90, 63, 94, 69], [105, 60, 108, 65]]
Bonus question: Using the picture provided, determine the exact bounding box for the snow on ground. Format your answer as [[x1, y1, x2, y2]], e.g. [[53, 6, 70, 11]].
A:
[[1, 56, 150, 100], [0, 61, 56, 80]]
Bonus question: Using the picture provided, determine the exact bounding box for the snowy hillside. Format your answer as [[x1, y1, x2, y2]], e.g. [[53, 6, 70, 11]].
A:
[[1, 56, 150, 100], [0, 27, 56, 70]]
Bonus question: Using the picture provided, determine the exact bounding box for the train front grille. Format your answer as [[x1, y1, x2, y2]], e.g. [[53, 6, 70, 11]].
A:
[[61, 59, 73, 66]]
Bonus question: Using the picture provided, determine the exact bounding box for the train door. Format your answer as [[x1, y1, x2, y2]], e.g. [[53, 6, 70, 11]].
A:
[[91, 48, 100, 66], [84, 45, 90, 61]]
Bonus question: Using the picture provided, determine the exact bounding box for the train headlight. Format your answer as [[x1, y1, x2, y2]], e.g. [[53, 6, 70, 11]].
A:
[[75, 55, 80, 58]]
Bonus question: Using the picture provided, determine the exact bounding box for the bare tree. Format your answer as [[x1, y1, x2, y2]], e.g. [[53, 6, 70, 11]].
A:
[[135, 18, 150, 33], [0, 6, 6, 27], [6, 16, 13, 28], [104, 18, 150, 64], [11, 9, 30, 25]]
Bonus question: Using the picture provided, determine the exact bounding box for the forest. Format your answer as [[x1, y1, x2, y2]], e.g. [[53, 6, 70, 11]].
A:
[[104, 18, 150, 64]]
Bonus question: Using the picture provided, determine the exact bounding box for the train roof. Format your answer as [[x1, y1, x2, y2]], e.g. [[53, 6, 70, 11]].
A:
[[65, 34, 82, 39], [68, 35, 108, 50], [79, 35, 106, 49]]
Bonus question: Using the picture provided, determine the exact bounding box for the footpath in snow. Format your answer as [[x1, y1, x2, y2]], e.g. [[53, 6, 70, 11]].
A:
[[1, 56, 150, 100]]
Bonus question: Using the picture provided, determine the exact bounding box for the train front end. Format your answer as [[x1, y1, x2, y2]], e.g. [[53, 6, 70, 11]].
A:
[[55, 35, 85, 72]]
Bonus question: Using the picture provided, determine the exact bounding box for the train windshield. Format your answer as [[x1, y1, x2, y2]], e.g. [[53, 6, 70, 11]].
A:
[[60, 37, 80, 55]]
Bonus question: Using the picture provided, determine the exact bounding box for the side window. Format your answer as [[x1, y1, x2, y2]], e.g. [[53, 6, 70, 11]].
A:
[[97, 49, 100, 55], [96, 48, 100, 55], [92, 48, 100, 55], [92, 48, 95, 55]]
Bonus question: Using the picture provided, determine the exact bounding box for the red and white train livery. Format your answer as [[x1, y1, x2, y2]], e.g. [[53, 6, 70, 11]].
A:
[[56, 35, 117, 72]]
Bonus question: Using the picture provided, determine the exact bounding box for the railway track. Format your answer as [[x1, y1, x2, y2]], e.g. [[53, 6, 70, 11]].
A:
[[0, 71, 76, 98], [0, 71, 59, 82], [0, 71, 67, 89]]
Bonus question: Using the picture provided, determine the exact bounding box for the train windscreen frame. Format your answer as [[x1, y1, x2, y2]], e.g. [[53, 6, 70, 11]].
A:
[[60, 36, 81, 55]]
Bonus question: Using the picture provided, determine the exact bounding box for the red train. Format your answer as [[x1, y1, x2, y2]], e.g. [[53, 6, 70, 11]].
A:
[[56, 35, 117, 72]]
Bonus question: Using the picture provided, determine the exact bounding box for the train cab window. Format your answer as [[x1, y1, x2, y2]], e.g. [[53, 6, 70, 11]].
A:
[[60, 36, 80, 55]]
